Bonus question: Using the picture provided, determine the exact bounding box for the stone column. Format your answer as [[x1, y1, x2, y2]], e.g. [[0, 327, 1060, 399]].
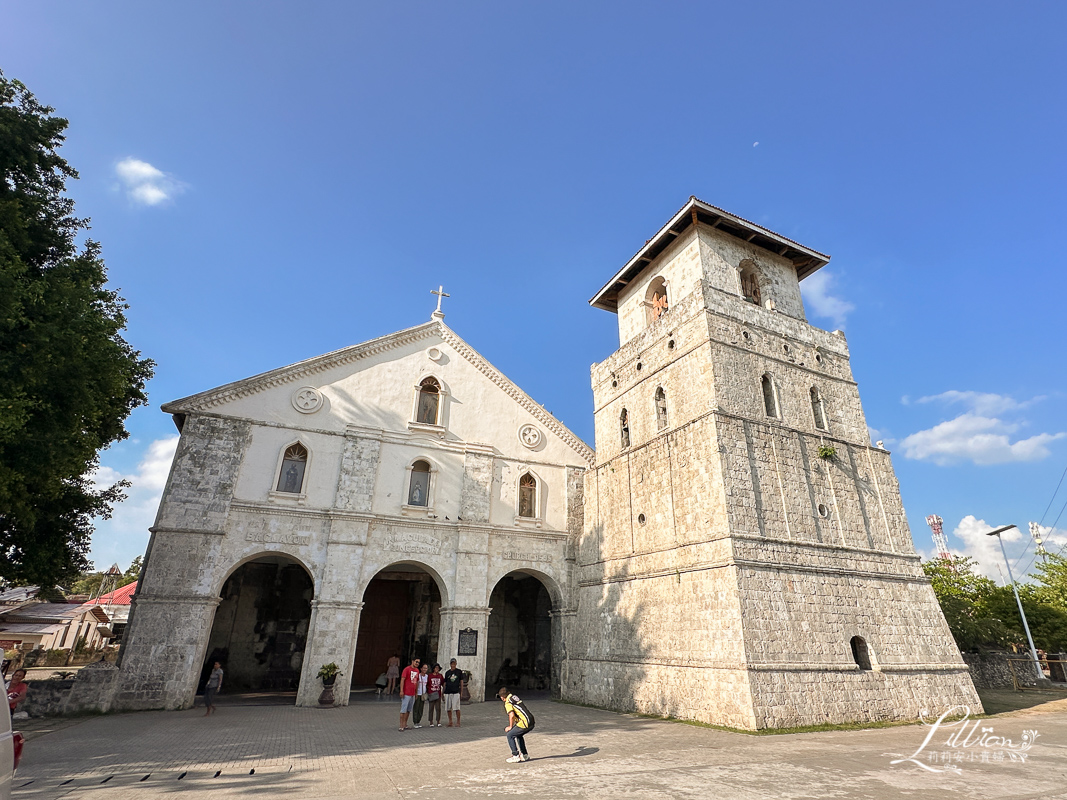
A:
[[550, 607, 576, 700], [116, 594, 221, 710], [297, 600, 364, 707], [438, 606, 492, 703]]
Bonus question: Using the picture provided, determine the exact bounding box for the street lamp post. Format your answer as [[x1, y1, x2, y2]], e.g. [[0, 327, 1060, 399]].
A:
[[986, 524, 1045, 682]]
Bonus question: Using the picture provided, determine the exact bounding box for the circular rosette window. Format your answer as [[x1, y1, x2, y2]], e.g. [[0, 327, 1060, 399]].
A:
[[518, 424, 543, 450], [291, 386, 324, 414]]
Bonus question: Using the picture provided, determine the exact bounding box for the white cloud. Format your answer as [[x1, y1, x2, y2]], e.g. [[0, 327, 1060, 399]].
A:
[[800, 269, 854, 330], [917, 390, 1042, 417], [900, 390, 1063, 466], [948, 515, 1023, 580], [88, 436, 180, 569], [115, 158, 185, 206], [899, 413, 1064, 466]]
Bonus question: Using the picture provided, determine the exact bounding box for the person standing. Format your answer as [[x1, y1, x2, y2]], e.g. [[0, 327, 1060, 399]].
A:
[[426, 663, 444, 727], [498, 686, 535, 763], [443, 658, 464, 727], [413, 662, 429, 727], [203, 661, 224, 716], [385, 654, 400, 696], [398, 657, 420, 731], [6, 669, 28, 714]]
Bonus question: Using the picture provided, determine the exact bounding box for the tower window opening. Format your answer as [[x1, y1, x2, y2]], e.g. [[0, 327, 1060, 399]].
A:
[[645, 277, 669, 324], [850, 636, 872, 671], [655, 387, 668, 431], [761, 374, 779, 418], [810, 386, 828, 431], [739, 262, 762, 307], [620, 409, 631, 449]]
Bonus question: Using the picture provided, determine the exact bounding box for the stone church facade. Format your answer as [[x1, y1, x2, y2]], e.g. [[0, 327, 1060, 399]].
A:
[[114, 197, 980, 728]]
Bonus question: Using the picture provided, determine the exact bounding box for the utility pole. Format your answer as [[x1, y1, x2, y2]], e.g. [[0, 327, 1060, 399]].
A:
[[986, 524, 1044, 682], [1029, 521, 1050, 564]]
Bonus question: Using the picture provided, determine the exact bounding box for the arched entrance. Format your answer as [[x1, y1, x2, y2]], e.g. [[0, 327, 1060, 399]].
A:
[[351, 563, 444, 688], [200, 554, 314, 700], [485, 571, 554, 699]]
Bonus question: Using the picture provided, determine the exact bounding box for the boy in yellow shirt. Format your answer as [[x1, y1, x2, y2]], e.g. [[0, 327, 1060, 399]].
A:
[[497, 686, 535, 762]]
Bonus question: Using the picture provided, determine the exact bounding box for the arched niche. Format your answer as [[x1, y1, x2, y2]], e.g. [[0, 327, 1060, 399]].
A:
[[201, 553, 315, 700]]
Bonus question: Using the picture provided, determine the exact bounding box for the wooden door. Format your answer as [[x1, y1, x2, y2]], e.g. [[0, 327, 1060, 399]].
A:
[[351, 580, 411, 686]]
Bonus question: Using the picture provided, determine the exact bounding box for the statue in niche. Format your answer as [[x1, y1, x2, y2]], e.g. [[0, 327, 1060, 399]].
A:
[[283, 464, 301, 493]]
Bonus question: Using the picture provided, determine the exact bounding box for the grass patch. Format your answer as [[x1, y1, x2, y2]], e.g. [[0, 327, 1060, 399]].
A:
[[554, 698, 973, 736]]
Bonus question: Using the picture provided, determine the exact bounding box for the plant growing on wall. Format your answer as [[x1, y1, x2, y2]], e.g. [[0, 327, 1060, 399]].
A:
[[816, 444, 837, 461]]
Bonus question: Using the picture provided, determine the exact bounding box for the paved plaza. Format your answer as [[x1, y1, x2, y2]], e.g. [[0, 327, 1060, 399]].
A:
[[11, 692, 1067, 799]]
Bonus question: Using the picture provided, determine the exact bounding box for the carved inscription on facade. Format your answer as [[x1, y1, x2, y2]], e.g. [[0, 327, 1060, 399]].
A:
[[384, 532, 442, 555], [245, 531, 311, 547], [502, 551, 551, 563]]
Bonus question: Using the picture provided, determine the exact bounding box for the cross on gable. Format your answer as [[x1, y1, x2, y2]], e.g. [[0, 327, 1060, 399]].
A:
[[431, 285, 450, 317]]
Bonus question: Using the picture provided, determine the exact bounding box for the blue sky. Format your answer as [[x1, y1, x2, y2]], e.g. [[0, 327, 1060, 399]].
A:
[[4, 1, 1066, 581]]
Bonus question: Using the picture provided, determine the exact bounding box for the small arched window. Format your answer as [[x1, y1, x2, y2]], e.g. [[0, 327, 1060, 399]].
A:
[[620, 409, 631, 449], [850, 636, 872, 671], [739, 261, 762, 307], [810, 386, 827, 431], [277, 443, 308, 493], [416, 377, 440, 425], [761, 374, 779, 418], [645, 277, 669, 323], [408, 460, 431, 506], [655, 387, 668, 431], [518, 473, 537, 518]]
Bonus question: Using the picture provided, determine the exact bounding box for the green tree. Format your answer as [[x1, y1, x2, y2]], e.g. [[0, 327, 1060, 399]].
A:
[[984, 583, 1067, 654], [922, 556, 1013, 651], [1032, 553, 1067, 614], [0, 73, 153, 588]]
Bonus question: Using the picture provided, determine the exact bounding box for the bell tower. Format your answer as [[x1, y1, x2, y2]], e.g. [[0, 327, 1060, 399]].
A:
[[565, 197, 980, 730]]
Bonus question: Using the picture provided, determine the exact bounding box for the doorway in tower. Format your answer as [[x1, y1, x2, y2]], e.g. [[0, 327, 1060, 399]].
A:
[[485, 572, 554, 700], [351, 564, 443, 688], [200, 555, 314, 701]]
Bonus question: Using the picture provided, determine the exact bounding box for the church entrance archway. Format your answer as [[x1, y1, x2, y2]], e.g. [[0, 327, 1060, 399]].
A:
[[351, 564, 443, 688], [485, 571, 555, 700], [201, 554, 314, 701]]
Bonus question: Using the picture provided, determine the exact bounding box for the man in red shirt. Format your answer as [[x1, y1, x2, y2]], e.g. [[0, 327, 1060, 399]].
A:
[[398, 657, 421, 731]]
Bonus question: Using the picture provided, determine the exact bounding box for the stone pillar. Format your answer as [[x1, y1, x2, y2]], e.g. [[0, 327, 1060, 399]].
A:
[[550, 607, 576, 700], [438, 606, 492, 703], [296, 600, 364, 707], [116, 594, 221, 710]]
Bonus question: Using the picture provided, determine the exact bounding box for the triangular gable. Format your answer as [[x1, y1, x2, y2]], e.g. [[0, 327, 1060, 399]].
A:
[[161, 320, 594, 465]]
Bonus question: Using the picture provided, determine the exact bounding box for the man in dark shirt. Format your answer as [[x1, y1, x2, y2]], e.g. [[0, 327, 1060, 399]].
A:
[[443, 658, 465, 727]]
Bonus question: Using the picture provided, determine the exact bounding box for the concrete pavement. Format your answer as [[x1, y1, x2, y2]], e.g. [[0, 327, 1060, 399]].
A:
[[12, 692, 1067, 799]]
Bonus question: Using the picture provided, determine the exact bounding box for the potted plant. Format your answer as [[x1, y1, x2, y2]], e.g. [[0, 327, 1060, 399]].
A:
[[317, 663, 343, 706], [317, 662, 341, 687]]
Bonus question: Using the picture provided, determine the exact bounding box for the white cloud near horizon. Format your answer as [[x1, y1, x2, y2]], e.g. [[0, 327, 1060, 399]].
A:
[[800, 269, 854, 330], [89, 436, 180, 570], [948, 515, 1023, 580], [115, 158, 185, 206], [900, 391, 1064, 466]]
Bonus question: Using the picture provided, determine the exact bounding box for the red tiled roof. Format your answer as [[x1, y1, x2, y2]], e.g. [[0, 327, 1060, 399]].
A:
[[88, 582, 137, 606]]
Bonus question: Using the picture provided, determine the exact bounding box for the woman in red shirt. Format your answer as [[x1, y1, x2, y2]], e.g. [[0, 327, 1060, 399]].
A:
[[7, 669, 28, 713], [426, 664, 444, 727]]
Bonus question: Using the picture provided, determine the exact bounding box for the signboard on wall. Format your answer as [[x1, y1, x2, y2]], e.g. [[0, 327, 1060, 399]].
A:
[[458, 628, 478, 656]]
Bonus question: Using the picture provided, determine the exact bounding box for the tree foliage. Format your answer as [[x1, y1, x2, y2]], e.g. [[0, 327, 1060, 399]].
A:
[[924, 554, 1067, 654], [923, 556, 1013, 651], [0, 73, 153, 587]]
